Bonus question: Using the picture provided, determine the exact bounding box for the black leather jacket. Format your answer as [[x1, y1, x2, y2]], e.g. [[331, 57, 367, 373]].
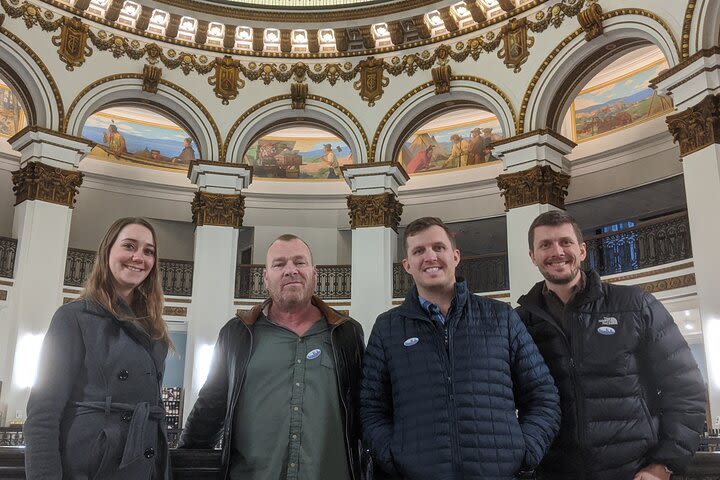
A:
[[178, 296, 365, 480]]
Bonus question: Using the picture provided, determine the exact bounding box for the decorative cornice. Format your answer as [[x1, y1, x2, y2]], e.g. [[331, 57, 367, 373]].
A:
[[635, 273, 696, 294], [604, 261, 693, 283], [347, 192, 402, 232], [8, 124, 94, 146], [681, 1, 697, 59], [577, 2, 603, 41], [191, 191, 245, 228], [666, 93, 720, 157], [650, 46, 720, 87], [492, 127, 577, 150], [496, 164, 570, 211], [11, 161, 83, 207]]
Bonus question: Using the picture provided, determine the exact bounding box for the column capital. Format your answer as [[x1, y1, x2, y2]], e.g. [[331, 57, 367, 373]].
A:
[[8, 126, 94, 170], [492, 128, 575, 173], [341, 161, 409, 196], [666, 93, 720, 157], [347, 192, 403, 232], [496, 165, 570, 211], [651, 46, 720, 110], [11, 161, 84, 208], [188, 160, 253, 194], [191, 191, 245, 228]]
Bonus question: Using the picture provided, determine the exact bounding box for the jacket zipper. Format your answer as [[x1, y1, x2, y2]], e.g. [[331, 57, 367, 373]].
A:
[[330, 323, 357, 480], [437, 318, 462, 477], [566, 309, 587, 470]]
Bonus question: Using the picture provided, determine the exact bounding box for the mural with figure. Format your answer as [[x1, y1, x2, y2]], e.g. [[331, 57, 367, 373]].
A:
[[81, 107, 197, 171], [244, 127, 354, 179], [572, 59, 673, 142], [397, 108, 504, 175], [0, 80, 26, 138]]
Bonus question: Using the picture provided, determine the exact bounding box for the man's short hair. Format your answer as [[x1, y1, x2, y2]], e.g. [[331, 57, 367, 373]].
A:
[[527, 210, 584, 251], [267, 234, 314, 263], [403, 217, 456, 254]]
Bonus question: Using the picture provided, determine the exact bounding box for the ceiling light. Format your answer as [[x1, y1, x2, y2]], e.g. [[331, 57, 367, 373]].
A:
[[236, 27, 251, 40], [265, 29, 279, 43], [151, 11, 167, 26], [427, 11, 443, 26], [179, 17, 196, 32], [91, 0, 108, 7], [293, 30, 308, 44], [685, 323, 694, 330], [453, 3, 470, 18], [373, 23, 389, 38], [121, 1, 138, 17], [685, 310, 691, 317], [208, 22, 224, 38], [319, 29, 335, 43]]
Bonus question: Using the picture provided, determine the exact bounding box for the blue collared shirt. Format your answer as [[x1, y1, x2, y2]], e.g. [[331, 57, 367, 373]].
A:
[[418, 295, 447, 325]]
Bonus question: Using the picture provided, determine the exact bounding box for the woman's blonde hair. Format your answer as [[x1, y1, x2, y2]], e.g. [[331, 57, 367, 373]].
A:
[[81, 217, 170, 346]]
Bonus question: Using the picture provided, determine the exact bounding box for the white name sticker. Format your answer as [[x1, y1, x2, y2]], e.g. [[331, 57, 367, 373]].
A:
[[403, 337, 419, 347], [597, 326, 616, 336], [306, 349, 321, 360]]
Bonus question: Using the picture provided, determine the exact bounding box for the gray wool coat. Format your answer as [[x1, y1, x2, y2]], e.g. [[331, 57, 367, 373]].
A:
[[24, 299, 169, 480]]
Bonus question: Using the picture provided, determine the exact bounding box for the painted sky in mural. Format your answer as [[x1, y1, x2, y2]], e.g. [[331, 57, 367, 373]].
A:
[[398, 108, 504, 175], [244, 127, 353, 180], [573, 59, 673, 142], [82, 107, 197, 171], [0, 80, 26, 138]]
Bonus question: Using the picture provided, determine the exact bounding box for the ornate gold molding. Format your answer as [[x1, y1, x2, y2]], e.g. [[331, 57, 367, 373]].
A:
[[650, 46, 720, 88], [0, 290, 7, 301], [209, 55, 244, 105], [498, 17, 534, 73], [605, 261, 693, 283], [291, 82, 308, 110], [163, 306, 187, 316], [51, 16, 92, 71], [578, 3, 603, 41], [681, 1, 697, 59], [191, 191, 245, 228], [666, 94, 720, 157], [347, 192, 403, 232], [496, 165, 570, 211], [431, 65, 451, 95], [354, 57, 388, 107], [11, 161, 83, 207], [142, 64, 161, 93], [635, 273, 696, 294]]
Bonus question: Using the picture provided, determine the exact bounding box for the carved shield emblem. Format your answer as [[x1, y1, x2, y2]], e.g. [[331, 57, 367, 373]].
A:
[[209, 56, 245, 105], [353, 57, 389, 107]]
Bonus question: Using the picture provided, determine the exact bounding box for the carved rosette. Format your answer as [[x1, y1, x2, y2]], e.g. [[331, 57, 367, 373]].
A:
[[666, 94, 720, 157], [432, 65, 451, 95], [142, 64, 162, 94], [496, 165, 570, 211], [209, 55, 245, 105], [191, 191, 245, 228], [12, 161, 84, 207], [497, 17, 534, 73], [578, 3, 604, 41], [353, 57, 389, 107], [347, 193, 403, 232], [51, 16, 92, 71]]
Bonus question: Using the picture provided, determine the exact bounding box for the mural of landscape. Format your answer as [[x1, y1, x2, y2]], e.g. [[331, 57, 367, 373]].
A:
[[397, 108, 504, 175], [244, 127, 354, 179], [82, 107, 197, 171], [573, 59, 673, 142], [0, 80, 26, 138]]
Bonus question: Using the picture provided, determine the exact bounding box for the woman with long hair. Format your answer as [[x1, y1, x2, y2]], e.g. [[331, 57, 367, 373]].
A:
[[24, 217, 171, 480]]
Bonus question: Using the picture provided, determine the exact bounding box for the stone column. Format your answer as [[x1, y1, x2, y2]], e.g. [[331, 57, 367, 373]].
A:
[[494, 129, 575, 305], [182, 160, 252, 419], [342, 162, 408, 339], [2, 126, 92, 425], [655, 47, 720, 419]]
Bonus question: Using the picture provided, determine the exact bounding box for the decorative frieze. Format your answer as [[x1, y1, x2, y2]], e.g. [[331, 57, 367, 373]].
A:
[[51, 16, 92, 71], [142, 64, 161, 93], [496, 165, 570, 211], [578, 3, 604, 41], [432, 65, 451, 95], [636, 274, 696, 294], [191, 191, 245, 228], [11, 161, 83, 208], [666, 94, 720, 157], [354, 57, 388, 107], [163, 306, 187, 317], [347, 192, 403, 232]]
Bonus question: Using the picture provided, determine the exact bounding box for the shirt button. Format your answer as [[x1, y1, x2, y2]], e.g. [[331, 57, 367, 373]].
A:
[[295, 382, 300, 387], [121, 412, 133, 422], [118, 370, 129, 381], [293, 406, 299, 411], [290, 462, 296, 467], [292, 434, 297, 439], [144, 447, 155, 459], [296, 359, 301, 364]]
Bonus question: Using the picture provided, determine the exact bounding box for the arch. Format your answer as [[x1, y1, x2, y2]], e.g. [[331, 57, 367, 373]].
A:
[[224, 95, 369, 165], [63, 75, 221, 162], [0, 27, 63, 129], [685, 0, 720, 56], [521, 9, 680, 132], [372, 77, 516, 165]]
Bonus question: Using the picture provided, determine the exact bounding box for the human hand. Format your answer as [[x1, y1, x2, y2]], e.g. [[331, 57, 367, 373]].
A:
[[633, 463, 671, 480]]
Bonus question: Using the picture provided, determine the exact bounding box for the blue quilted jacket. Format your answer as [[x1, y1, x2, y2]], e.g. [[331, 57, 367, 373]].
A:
[[360, 280, 560, 480]]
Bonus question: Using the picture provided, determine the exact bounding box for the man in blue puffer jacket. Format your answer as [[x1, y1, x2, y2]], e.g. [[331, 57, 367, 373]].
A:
[[360, 217, 561, 480]]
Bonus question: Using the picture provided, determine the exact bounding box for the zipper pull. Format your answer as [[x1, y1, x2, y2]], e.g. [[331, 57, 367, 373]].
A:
[[570, 357, 575, 368]]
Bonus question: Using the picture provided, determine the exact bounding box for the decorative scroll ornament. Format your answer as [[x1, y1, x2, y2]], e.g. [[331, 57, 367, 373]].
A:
[[354, 57, 389, 107], [51, 16, 92, 71], [347, 192, 403, 232], [142, 64, 162, 93], [666, 94, 720, 157], [163, 306, 187, 317], [578, 3, 604, 41], [432, 65, 451, 95], [11, 161, 84, 207], [209, 55, 245, 105], [637, 274, 696, 294], [191, 191, 245, 228], [497, 17, 534, 73], [496, 165, 570, 211], [291, 82, 308, 110]]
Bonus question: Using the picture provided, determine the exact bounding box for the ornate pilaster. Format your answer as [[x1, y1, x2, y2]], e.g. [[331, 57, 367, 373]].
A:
[[191, 191, 245, 228], [666, 93, 720, 157], [12, 161, 83, 207], [347, 192, 403, 231], [496, 165, 570, 211]]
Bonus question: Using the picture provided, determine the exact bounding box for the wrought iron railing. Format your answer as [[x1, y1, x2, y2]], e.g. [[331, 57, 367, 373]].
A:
[[235, 264, 352, 300], [584, 211, 692, 276], [0, 427, 23, 447], [0, 236, 17, 279], [64, 248, 194, 296], [392, 252, 510, 297]]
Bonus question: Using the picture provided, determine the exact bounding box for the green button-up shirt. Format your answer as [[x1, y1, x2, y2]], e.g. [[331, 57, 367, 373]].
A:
[[229, 314, 351, 480]]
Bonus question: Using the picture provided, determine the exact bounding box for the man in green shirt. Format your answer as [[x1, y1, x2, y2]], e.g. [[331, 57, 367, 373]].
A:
[[179, 234, 365, 480]]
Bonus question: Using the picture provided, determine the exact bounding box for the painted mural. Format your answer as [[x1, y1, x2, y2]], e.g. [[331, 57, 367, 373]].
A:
[[397, 108, 504, 175], [81, 107, 197, 171], [244, 127, 354, 179], [572, 58, 673, 142], [0, 80, 26, 138]]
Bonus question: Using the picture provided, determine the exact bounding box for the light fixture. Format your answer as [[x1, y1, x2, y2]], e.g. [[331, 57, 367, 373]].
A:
[[265, 28, 280, 43], [453, 2, 470, 18], [180, 17, 196, 32], [237, 27, 252, 40], [151, 11, 167, 26], [293, 29, 308, 44], [208, 22, 224, 39], [685, 310, 691, 317], [373, 23, 390, 39], [121, 1, 138, 17], [427, 11, 444, 26], [319, 29, 335, 44]]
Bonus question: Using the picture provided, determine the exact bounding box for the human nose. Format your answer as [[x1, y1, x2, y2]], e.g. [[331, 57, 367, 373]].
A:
[[283, 262, 299, 276]]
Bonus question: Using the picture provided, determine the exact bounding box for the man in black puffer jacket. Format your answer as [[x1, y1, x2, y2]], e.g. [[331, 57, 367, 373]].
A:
[[517, 210, 706, 480], [361, 217, 560, 480]]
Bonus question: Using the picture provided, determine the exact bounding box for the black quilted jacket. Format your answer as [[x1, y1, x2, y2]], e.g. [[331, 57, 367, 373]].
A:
[[360, 280, 560, 480], [516, 270, 706, 480]]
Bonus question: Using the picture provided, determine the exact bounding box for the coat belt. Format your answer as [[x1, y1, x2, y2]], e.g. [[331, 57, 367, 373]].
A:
[[72, 398, 166, 470]]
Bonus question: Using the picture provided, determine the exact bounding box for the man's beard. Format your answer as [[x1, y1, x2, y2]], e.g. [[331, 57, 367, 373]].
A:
[[541, 263, 580, 285]]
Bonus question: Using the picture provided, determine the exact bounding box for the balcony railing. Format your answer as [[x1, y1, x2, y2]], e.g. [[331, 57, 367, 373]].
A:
[[584, 211, 692, 276], [235, 264, 352, 300], [64, 248, 194, 297], [0, 237, 16, 279]]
